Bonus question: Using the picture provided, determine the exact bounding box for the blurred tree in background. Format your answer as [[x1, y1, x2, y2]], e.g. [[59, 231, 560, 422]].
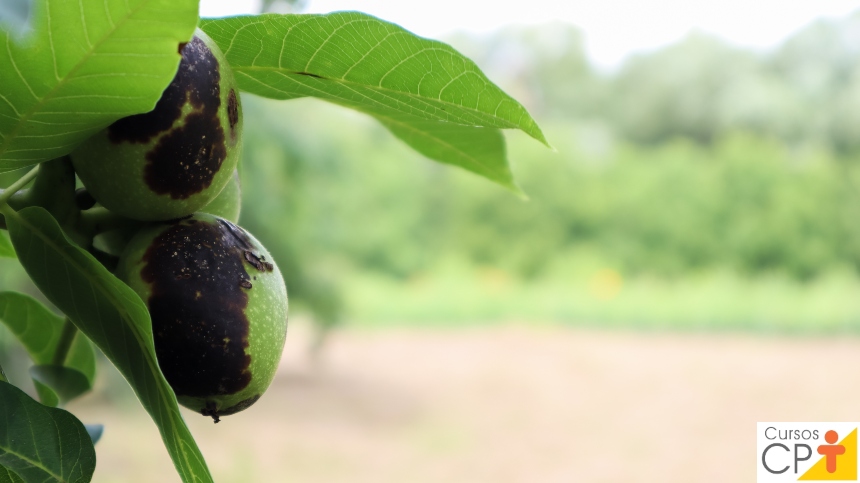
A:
[[5, 9, 860, 333]]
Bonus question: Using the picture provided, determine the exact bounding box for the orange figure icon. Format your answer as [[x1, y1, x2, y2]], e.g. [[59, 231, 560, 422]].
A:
[[818, 430, 846, 473]]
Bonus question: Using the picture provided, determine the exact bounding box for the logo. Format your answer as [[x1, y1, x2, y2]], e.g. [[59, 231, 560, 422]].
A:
[[758, 423, 858, 481]]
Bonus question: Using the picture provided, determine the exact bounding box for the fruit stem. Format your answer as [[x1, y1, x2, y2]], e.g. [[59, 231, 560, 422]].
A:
[[52, 318, 78, 366], [26, 157, 77, 225], [0, 165, 40, 207], [0, 165, 40, 229], [0, 192, 29, 229]]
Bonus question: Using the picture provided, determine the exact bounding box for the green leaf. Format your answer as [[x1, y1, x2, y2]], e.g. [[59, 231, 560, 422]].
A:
[[0, 0, 201, 173], [202, 13, 545, 141], [0, 380, 95, 483], [372, 114, 522, 194], [0, 466, 25, 483], [0, 294, 96, 409], [200, 13, 546, 188], [0, 292, 95, 373], [4, 206, 212, 483], [0, 232, 13, 258], [30, 365, 90, 407]]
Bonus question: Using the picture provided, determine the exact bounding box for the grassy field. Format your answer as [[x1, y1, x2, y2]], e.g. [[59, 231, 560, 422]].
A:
[[342, 264, 860, 333], [4, 252, 860, 334]]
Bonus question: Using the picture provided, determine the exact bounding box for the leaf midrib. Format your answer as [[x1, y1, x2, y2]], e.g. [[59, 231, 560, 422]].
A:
[[234, 65, 531, 132], [6, 208, 204, 482], [0, 0, 169, 160]]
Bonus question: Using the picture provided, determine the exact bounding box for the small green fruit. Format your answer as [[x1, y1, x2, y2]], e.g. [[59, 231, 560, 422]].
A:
[[71, 29, 243, 221], [200, 170, 241, 223], [116, 214, 288, 421]]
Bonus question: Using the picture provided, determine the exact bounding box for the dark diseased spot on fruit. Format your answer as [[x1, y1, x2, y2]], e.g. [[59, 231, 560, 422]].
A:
[[202, 401, 220, 423], [109, 37, 215, 144], [145, 36, 226, 199], [144, 110, 227, 199], [220, 394, 261, 416], [178, 42, 188, 54], [141, 218, 256, 400], [218, 218, 253, 250], [239, 279, 252, 289], [227, 89, 239, 143], [243, 250, 274, 272], [109, 36, 228, 199]]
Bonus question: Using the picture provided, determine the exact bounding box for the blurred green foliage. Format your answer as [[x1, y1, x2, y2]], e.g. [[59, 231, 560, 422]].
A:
[[235, 11, 860, 329], [454, 12, 860, 151], [241, 99, 860, 282], [5, 11, 860, 331]]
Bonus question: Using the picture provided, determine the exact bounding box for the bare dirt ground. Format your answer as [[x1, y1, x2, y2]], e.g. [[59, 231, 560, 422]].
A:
[[69, 323, 860, 483]]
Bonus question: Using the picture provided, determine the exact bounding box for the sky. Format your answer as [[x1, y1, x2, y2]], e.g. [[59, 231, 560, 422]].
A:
[[200, 0, 859, 69]]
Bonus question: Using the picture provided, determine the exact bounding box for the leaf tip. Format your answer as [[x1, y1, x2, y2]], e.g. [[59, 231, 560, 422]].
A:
[[533, 128, 553, 150], [518, 117, 551, 149], [503, 181, 529, 201]]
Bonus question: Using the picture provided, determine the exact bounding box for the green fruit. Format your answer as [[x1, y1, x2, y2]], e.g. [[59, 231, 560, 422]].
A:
[[71, 29, 243, 221], [116, 214, 288, 421], [200, 170, 241, 223], [93, 221, 145, 257]]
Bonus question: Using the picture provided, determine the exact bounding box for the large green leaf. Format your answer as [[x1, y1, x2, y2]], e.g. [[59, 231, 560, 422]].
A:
[[0, 292, 95, 378], [0, 232, 13, 258], [200, 13, 545, 140], [200, 13, 545, 189], [30, 365, 91, 407], [0, 292, 96, 406], [372, 113, 521, 193], [0, 0, 201, 173], [0, 380, 95, 483], [0, 466, 25, 483], [3, 206, 212, 483]]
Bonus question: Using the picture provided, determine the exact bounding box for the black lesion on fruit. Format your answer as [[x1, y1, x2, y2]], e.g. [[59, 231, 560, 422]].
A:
[[227, 89, 239, 144], [142, 218, 258, 401], [220, 394, 261, 416], [202, 401, 221, 423], [108, 36, 229, 200], [146, 37, 227, 199], [218, 218, 253, 250], [243, 250, 274, 272], [143, 110, 227, 199], [109, 37, 214, 144]]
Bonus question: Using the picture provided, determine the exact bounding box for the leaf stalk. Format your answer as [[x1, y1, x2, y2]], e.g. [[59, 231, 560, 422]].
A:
[[52, 318, 79, 366], [0, 165, 40, 207]]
